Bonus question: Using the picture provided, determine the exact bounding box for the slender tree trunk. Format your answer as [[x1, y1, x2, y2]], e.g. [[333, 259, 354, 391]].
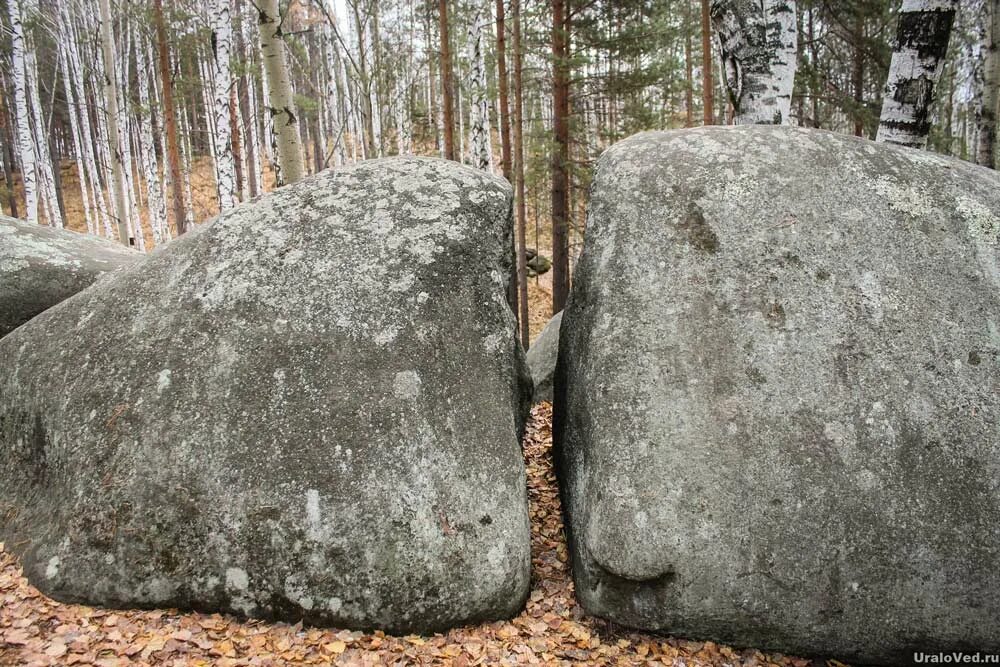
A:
[[711, 0, 798, 125], [0, 91, 19, 219], [551, 0, 570, 314], [876, 0, 958, 148], [438, 0, 456, 160], [685, 0, 695, 127], [135, 41, 168, 244], [512, 0, 529, 349], [212, 0, 238, 211], [59, 39, 95, 235], [8, 0, 36, 224], [468, 11, 493, 171], [852, 9, 865, 137], [700, 0, 714, 125], [26, 59, 62, 227], [496, 0, 513, 181], [98, 0, 131, 244], [236, 0, 260, 196], [808, 6, 819, 127], [978, 0, 999, 167], [153, 0, 187, 235], [259, 0, 305, 185]]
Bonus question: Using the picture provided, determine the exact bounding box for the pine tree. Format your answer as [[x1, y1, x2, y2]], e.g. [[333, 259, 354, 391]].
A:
[[439, 0, 457, 160]]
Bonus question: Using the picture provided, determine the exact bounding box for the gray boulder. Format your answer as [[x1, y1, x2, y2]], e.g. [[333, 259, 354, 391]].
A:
[[0, 157, 531, 633], [526, 311, 562, 403], [0, 216, 137, 337], [554, 126, 1000, 665]]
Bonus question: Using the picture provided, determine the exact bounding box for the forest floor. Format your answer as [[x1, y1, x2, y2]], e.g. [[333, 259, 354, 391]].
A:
[[0, 405, 828, 667]]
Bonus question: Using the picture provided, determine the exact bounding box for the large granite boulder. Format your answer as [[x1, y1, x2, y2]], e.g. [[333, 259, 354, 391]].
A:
[[0, 216, 138, 337], [0, 157, 531, 633], [554, 126, 1000, 664], [526, 311, 562, 403]]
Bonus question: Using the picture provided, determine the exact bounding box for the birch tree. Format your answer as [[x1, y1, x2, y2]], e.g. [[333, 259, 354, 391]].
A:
[[711, 0, 798, 125], [7, 0, 37, 224], [98, 0, 132, 244], [978, 0, 999, 167], [259, 0, 305, 186], [135, 43, 168, 243], [876, 0, 959, 148], [212, 0, 238, 211], [468, 11, 494, 171], [22, 0, 62, 228], [57, 22, 95, 235]]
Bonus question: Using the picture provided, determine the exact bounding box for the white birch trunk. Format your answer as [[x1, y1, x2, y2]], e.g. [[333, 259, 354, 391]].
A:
[[467, 11, 493, 171], [259, 0, 304, 185], [876, 0, 959, 148], [135, 39, 168, 243], [322, 6, 347, 166], [211, 0, 238, 211], [98, 0, 132, 244], [458, 84, 466, 163], [117, 23, 145, 251], [978, 0, 999, 167], [23, 19, 62, 227], [57, 37, 95, 235], [69, 6, 113, 238], [7, 0, 36, 223], [711, 0, 797, 125], [180, 105, 195, 229]]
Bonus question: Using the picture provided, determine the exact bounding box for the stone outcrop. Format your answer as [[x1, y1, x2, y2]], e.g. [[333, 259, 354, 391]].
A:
[[0, 157, 532, 634], [554, 126, 1000, 665], [0, 216, 137, 337]]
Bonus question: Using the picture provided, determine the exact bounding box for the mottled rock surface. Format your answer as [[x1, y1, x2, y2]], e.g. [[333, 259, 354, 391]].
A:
[[0, 157, 531, 633], [526, 311, 562, 403], [0, 216, 138, 338], [554, 126, 1000, 665]]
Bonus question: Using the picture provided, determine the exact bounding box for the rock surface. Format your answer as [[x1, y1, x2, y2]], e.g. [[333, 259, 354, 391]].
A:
[[554, 126, 1000, 665], [0, 216, 138, 337], [0, 157, 532, 633], [526, 311, 562, 403]]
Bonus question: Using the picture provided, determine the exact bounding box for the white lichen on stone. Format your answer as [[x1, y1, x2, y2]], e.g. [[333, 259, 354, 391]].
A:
[[45, 556, 60, 579], [225, 567, 249, 591], [156, 369, 172, 394], [393, 371, 422, 400], [957, 195, 999, 247], [873, 176, 936, 218]]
